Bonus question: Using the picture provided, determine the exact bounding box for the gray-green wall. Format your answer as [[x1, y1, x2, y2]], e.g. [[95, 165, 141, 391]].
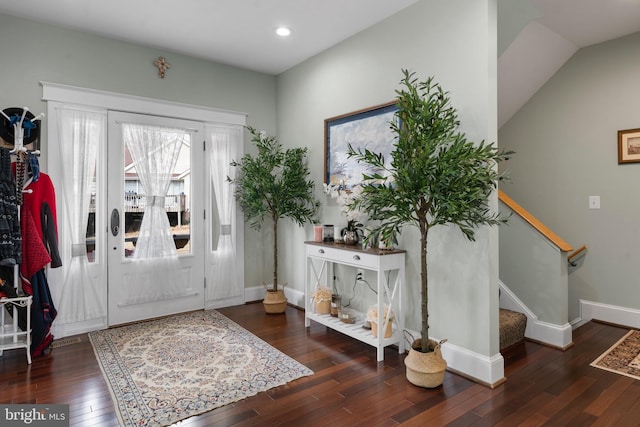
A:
[[1, 0, 502, 358], [499, 31, 640, 320], [0, 12, 277, 287], [277, 0, 500, 356]]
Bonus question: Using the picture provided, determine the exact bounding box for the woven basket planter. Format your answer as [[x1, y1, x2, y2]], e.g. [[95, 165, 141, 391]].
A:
[[263, 289, 287, 314], [404, 338, 447, 388]]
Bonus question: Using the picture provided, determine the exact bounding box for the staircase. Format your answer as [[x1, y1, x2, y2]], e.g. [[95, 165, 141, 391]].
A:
[[499, 308, 527, 351], [498, 190, 587, 351]]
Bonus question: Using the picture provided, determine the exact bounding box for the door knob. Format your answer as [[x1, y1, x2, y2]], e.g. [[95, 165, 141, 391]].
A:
[[111, 208, 120, 236]]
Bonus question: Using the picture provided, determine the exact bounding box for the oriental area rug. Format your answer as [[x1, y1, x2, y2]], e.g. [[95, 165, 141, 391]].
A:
[[591, 329, 640, 381], [89, 310, 313, 427]]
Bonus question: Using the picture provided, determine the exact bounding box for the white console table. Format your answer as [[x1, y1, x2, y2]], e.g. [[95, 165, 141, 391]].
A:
[[304, 241, 405, 361]]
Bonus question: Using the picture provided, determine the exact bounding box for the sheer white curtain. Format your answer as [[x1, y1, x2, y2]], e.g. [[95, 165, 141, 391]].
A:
[[118, 123, 192, 306], [122, 123, 184, 259], [55, 107, 105, 324], [207, 125, 242, 301]]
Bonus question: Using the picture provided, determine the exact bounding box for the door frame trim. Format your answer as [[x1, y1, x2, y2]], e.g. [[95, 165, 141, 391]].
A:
[[41, 81, 246, 125], [43, 82, 246, 336]]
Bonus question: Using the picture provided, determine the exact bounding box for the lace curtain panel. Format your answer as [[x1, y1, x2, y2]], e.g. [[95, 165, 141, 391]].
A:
[[206, 125, 242, 302], [55, 107, 105, 324], [122, 123, 184, 259], [117, 123, 193, 307]]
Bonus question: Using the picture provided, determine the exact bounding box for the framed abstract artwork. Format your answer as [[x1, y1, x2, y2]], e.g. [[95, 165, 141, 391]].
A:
[[324, 101, 398, 188]]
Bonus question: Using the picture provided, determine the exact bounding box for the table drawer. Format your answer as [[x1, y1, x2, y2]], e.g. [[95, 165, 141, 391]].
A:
[[306, 245, 378, 269]]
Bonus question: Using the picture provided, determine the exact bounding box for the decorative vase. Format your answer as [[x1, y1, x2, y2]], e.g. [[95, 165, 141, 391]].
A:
[[263, 289, 287, 314], [404, 339, 447, 388], [343, 230, 359, 245]]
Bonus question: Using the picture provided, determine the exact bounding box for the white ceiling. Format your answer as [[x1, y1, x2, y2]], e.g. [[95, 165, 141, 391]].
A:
[[534, 0, 640, 47], [1, 0, 639, 126], [0, 0, 418, 75], [499, 0, 640, 127]]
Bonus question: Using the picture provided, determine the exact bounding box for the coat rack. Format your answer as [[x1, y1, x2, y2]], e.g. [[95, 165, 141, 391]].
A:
[[0, 106, 44, 154], [0, 106, 44, 364]]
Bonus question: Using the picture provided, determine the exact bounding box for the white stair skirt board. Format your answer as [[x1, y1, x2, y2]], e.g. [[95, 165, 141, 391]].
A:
[[575, 300, 640, 330], [499, 281, 573, 349], [527, 320, 573, 349]]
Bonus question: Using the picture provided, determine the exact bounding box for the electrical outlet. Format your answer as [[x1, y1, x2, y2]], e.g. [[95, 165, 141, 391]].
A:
[[357, 269, 365, 280]]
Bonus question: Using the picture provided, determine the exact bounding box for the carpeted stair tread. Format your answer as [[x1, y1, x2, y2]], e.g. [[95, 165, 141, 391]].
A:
[[499, 308, 527, 351]]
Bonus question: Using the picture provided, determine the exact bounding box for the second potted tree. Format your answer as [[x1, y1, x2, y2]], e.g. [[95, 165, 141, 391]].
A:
[[349, 70, 512, 387], [229, 127, 319, 314]]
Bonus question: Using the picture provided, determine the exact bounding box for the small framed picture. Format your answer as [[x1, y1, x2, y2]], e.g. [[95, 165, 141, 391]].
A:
[[324, 101, 398, 188], [618, 128, 640, 164]]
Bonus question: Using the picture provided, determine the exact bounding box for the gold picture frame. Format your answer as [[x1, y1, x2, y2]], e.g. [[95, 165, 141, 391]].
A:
[[618, 128, 640, 164]]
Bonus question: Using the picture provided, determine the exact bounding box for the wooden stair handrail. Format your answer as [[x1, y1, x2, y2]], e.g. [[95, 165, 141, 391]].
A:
[[568, 245, 588, 266], [498, 190, 573, 253]]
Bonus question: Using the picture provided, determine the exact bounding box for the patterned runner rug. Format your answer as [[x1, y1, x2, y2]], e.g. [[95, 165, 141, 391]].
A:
[[89, 310, 313, 427], [591, 329, 640, 380]]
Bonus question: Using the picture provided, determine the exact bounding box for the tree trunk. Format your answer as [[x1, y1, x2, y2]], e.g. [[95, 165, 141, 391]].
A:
[[272, 216, 278, 292], [420, 221, 429, 353]]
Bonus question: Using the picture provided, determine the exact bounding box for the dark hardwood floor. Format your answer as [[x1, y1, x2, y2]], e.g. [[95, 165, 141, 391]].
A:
[[1, 303, 638, 426]]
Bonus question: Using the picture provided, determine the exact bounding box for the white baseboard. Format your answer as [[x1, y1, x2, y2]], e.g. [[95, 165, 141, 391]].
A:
[[441, 339, 505, 387], [245, 285, 305, 309], [499, 281, 572, 348], [206, 295, 245, 310], [576, 300, 640, 329], [398, 328, 506, 386], [527, 319, 573, 349], [51, 317, 107, 338]]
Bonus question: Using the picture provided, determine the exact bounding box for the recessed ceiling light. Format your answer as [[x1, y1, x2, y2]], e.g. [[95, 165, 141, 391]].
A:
[[275, 27, 291, 37]]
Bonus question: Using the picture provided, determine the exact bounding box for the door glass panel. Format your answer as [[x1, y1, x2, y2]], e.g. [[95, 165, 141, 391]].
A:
[[121, 125, 191, 259]]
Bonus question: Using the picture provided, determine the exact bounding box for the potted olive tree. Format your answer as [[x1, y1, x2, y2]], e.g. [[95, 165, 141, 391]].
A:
[[348, 70, 512, 387], [229, 127, 319, 314]]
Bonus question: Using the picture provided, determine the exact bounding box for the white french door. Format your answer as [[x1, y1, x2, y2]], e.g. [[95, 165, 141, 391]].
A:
[[44, 83, 246, 336], [106, 111, 205, 326]]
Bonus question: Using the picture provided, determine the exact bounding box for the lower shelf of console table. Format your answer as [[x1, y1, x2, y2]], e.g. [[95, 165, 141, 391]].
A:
[[306, 312, 402, 359], [304, 241, 406, 362]]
